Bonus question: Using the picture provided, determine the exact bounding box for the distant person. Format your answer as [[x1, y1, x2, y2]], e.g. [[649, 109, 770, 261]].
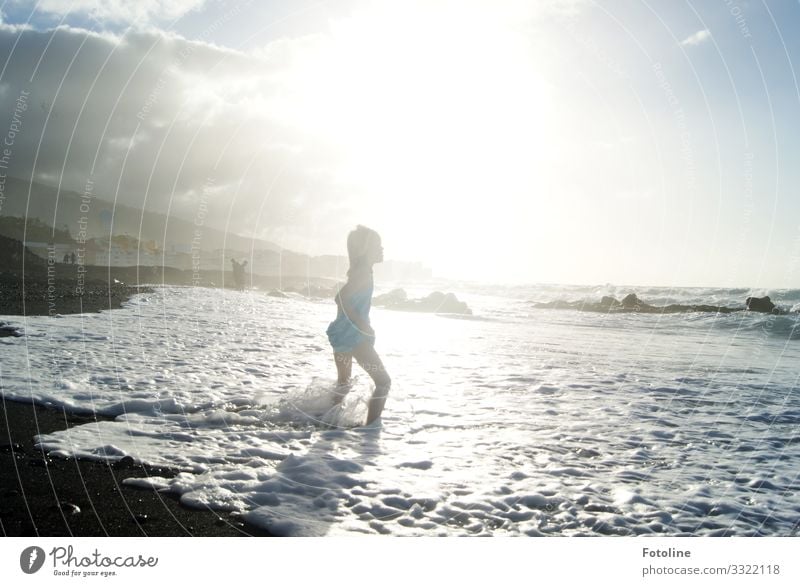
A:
[[230, 258, 247, 290], [230, 258, 240, 288], [63, 253, 70, 264], [326, 225, 391, 425], [70, 252, 76, 264], [240, 260, 248, 289]]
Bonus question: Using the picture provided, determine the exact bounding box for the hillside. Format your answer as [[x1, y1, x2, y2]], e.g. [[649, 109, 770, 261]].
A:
[[0, 176, 433, 282], [0, 175, 281, 253], [0, 233, 47, 275]]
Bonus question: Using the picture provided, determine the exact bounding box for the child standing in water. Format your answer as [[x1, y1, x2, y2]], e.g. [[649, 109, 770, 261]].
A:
[[326, 225, 391, 425]]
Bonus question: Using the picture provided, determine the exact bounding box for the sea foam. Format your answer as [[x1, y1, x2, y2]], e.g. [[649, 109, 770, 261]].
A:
[[2, 285, 799, 535]]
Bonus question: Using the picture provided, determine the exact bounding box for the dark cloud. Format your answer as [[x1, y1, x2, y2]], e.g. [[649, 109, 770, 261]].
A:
[[0, 23, 350, 251]]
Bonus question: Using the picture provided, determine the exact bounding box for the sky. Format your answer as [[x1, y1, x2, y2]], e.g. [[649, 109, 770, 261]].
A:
[[0, 0, 799, 288]]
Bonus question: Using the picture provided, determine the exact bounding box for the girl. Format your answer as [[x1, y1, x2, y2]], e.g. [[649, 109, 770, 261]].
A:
[[326, 225, 391, 425]]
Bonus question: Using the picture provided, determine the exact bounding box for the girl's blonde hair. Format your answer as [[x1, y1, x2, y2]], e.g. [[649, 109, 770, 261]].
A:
[[347, 224, 380, 278]]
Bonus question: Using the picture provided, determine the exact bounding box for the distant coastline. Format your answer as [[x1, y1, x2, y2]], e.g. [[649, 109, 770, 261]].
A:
[[0, 232, 341, 317]]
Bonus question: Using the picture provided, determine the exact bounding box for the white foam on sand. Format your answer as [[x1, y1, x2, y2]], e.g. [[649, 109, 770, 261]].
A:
[[3, 286, 800, 536]]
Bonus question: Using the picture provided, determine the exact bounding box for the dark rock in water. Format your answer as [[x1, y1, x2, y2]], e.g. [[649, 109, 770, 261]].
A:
[[0, 322, 23, 337], [373, 288, 408, 306], [532, 292, 742, 315], [745, 295, 779, 314], [599, 296, 620, 308], [267, 289, 288, 298], [421, 291, 471, 314], [620, 293, 643, 309], [373, 288, 472, 314]]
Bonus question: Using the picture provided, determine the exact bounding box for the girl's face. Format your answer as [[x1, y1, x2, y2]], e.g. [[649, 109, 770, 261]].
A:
[[369, 236, 384, 264]]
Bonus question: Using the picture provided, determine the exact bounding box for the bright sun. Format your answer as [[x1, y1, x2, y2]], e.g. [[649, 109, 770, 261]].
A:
[[278, 1, 561, 281]]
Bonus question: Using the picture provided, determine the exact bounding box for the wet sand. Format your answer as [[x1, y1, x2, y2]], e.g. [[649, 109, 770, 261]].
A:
[[0, 398, 272, 536]]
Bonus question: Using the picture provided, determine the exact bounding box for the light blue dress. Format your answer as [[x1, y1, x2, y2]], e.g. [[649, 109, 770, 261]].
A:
[[326, 279, 374, 353]]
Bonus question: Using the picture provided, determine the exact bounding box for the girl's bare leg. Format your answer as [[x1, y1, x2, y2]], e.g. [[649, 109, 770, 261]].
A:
[[352, 342, 391, 424], [333, 351, 353, 404], [334, 351, 353, 383]]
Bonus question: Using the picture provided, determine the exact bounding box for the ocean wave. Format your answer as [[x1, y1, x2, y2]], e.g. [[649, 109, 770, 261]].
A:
[[711, 313, 800, 339]]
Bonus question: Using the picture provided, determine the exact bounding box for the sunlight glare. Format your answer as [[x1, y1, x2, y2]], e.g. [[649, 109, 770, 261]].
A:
[[277, 1, 561, 279]]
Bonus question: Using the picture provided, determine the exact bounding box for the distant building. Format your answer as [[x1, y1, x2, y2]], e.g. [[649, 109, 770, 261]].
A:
[[90, 235, 162, 267]]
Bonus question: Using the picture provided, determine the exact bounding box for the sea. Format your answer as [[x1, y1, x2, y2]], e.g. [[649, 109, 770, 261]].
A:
[[1, 282, 799, 536]]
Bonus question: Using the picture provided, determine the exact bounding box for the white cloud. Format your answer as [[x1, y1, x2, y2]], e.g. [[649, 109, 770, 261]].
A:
[[680, 29, 711, 47], [29, 0, 207, 25]]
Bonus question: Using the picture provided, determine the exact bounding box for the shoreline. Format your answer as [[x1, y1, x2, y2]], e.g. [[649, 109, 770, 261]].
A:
[[0, 397, 272, 536], [0, 269, 155, 317], [0, 265, 340, 318], [0, 275, 276, 536]]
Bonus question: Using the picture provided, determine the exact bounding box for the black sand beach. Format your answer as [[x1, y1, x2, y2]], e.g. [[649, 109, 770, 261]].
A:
[[0, 399, 272, 537]]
